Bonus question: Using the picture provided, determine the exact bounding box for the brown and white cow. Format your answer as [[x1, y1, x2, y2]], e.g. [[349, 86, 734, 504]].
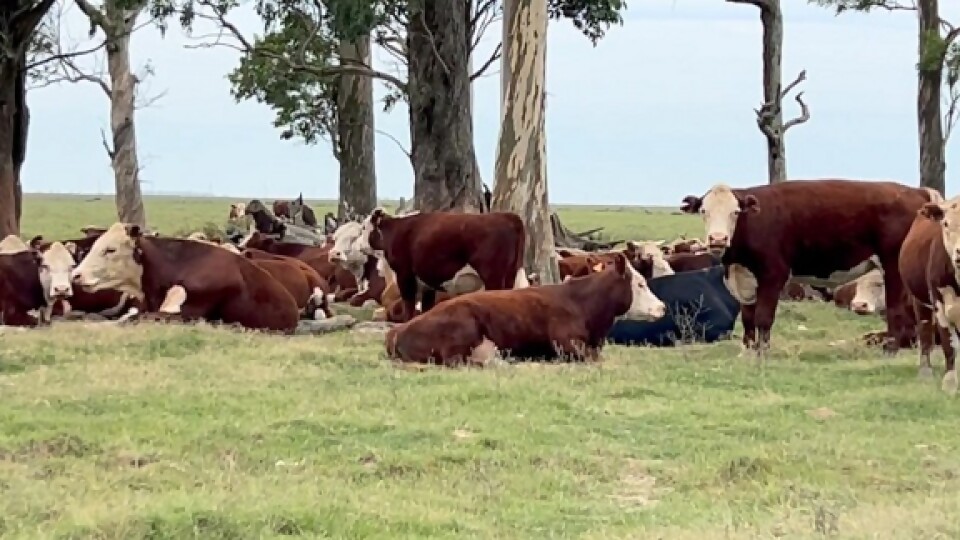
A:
[[228, 203, 247, 221], [384, 252, 666, 366], [241, 248, 332, 319], [898, 197, 960, 393], [625, 241, 675, 278], [830, 269, 885, 315], [681, 179, 940, 357], [355, 208, 529, 322], [241, 230, 358, 300], [70, 223, 300, 332], [0, 249, 48, 326]]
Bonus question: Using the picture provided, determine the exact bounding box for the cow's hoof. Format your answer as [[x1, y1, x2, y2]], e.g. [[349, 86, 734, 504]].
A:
[[942, 370, 958, 395], [918, 366, 934, 380]]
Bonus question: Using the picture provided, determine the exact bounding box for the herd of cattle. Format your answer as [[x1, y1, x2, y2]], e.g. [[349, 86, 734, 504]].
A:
[[2, 179, 956, 389]]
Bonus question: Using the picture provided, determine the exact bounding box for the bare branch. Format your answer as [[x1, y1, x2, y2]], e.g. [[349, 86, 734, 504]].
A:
[[470, 42, 501, 81], [944, 85, 960, 143], [25, 39, 107, 70], [375, 129, 411, 159], [725, 0, 776, 11], [72, 0, 109, 33], [100, 128, 115, 159], [783, 92, 811, 131], [781, 69, 807, 99]]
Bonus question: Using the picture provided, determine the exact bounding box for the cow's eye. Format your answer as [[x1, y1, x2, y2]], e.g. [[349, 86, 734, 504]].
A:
[[103, 247, 116, 255], [944, 221, 950, 228]]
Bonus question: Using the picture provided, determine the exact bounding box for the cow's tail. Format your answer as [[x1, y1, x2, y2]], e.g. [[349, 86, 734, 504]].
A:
[[509, 214, 528, 288], [922, 186, 945, 204]]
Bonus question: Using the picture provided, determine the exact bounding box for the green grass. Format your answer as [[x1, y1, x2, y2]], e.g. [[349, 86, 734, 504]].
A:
[[2, 194, 959, 539]]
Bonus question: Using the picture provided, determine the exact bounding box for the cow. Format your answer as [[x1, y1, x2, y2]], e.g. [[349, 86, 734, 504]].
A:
[[625, 241, 675, 278], [70, 223, 300, 332], [846, 269, 885, 315], [665, 251, 720, 273], [0, 249, 47, 326], [780, 280, 825, 302], [246, 200, 287, 236], [241, 248, 333, 318], [384, 252, 666, 366], [681, 180, 941, 357], [273, 193, 318, 228], [243, 255, 331, 320], [242, 231, 357, 299], [607, 264, 740, 346], [898, 197, 960, 393], [355, 208, 530, 322], [228, 203, 247, 221]]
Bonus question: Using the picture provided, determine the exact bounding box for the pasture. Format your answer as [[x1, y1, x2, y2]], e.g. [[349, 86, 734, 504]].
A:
[[2, 195, 959, 539]]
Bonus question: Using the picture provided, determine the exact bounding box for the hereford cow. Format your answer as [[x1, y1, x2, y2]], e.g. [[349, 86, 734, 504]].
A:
[[241, 248, 333, 318], [385, 253, 666, 366], [681, 180, 940, 356], [242, 231, 358, 300], [0, 249, 48, 326], [355, 209, 529, 322], [898, 197, 960, 393], [273, 193, 318, 228], [665, 251, 720, 273], [70, 223, 300, 332]]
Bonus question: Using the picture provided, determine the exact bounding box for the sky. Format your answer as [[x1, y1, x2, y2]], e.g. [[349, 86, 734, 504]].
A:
[[23, 1, 960, 205]]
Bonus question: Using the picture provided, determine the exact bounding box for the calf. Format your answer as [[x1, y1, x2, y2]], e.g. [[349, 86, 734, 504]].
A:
[[71, 223, 300, 332], [681, 179, 940, 357], [245, 256, 331, 319], [356, 209, 529, 322], [899, 198, 960, 392], [242, 231, 358, 297], [385, 253, 666, 366]]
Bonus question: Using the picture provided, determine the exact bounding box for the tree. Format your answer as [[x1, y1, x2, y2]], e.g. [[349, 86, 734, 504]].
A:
[[812, 0, 960, 195], [492, 0, 624, 284], [0, 0, 56, 237], [34, 0, 156, 227], [728, 0, 810, 184]]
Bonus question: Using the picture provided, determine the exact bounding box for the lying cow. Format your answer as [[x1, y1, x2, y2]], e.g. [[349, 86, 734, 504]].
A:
[[70, 223, 300, 332], [681, 179, 940, 357], [356, 208, 529, 322], [385, 253, 666, 366], [831, 269, 885, 315], [0, 238, 75, 325], [607, 264, 739, 346], [899, 197, 960, 392], [241, 249, 333, 319]]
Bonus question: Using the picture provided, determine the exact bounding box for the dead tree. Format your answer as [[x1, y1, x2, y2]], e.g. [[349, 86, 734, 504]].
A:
[[728, 0, 810, 184]]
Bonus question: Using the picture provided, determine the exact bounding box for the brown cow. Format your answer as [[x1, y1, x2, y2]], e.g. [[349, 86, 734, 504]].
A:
[[241, 248, 333, 318], [898, 197, 960, 393], [355, 209, 529, 322], [241, 231, 358, 299], [70, 223, 300, 332], [384, 253, 666, 366], [829, 269, 885, 314], [228, 203, 247, 221], [0, 249, 48, 326], [681, 180, 940, 357], [665, 251, 719, 273]]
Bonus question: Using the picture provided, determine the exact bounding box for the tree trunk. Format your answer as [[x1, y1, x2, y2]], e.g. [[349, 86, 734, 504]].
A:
[[491, 0, 559, 284], [336, 35, 377, 221], [105, 3, 147, 227], [759, 3, 787, 184], [406, 0, 483, 212], [918, 0, 946, 195], [13, 55, 27, 226], [0, 58, 18, 237]]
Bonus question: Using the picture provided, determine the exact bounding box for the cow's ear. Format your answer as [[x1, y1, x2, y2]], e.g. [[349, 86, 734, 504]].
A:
[[64, 241, 77, 256], [624, 241, 638, 257], [614, 252, 628, 275], [680, 196, 702, 214], [30, 249, 42, 266], [592, 262, 605, 273], [28, 235, 43, 249], [921, 202, 946, 221], [126, 225, 143, 239], [740, 194, 760, 213], [370, 208, 387, 228]]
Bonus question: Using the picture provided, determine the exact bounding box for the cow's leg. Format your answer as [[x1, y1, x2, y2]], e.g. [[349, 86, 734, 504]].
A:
[[932, 297, 958, 393], [420, 288, 437, 313], [915, 300, 936, 379], [396, 272, 419, 323], [880, 259, 912, 355], [751, 275, 788, 363], [739, 304, 757, 357]]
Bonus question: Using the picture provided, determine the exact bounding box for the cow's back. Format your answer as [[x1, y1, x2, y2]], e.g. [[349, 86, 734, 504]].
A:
[[737, 180, 934, 276]]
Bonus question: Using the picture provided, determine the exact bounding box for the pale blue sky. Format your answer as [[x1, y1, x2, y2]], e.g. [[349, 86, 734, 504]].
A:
[[24, 1, 960, 205]]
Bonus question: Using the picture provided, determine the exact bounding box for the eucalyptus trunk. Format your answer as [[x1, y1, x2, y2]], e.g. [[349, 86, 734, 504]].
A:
[[918, 0, 946, 195], [336, 35, 377, 221], [0, 58, 19, 237], [492, 0, 559, 284], [759, 3, 787, 183], [406, 0, 483, 212]]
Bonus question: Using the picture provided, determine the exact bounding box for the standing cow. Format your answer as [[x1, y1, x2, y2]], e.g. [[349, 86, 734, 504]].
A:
[[681, 179, 940, 357], [354, 208, 529, 322]]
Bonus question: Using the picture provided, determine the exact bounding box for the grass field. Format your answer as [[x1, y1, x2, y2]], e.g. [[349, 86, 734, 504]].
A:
[[2, 195, 960, 539]]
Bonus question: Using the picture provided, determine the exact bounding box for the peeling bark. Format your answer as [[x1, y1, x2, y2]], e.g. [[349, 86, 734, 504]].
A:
[[491, 0, 559, 284], [105, 2, 147, 227], [336, 35, 377, 221], [406, 0, 484, 212], [918, 0, 946, 195]]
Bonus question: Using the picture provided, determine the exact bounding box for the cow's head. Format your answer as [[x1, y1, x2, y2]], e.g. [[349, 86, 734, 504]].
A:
[[356, 208, 391, 255], [849, 269, 885, 315], [681, 184, 759, 254], [625, 240, 675, 279], [0, 234, 28, 254], [607, 252, 667, 321], [328, 221, 367, 270], [921, 198, 960, 270], [70, 222, 145, 299], [228, 202, 247, 221], [38, 241, 76, 302]]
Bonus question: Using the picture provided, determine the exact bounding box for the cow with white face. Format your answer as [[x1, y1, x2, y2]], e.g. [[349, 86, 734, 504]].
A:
[[70, 223, 145, 300], [682, 184, 759, 254], [848, 269, 886, 315], [626, 240, 675, 278], [327, 221, 367, 277], [38, 241, 77, 310]]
